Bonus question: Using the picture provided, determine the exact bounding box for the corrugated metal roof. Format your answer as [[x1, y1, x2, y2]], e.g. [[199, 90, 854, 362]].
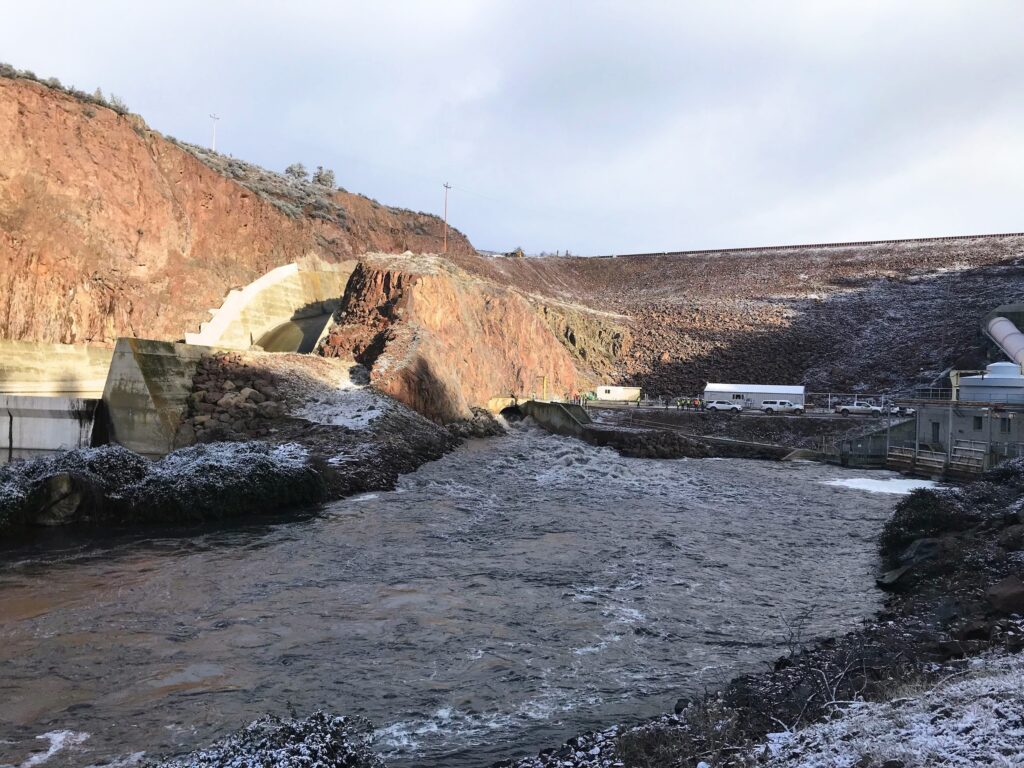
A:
[[703, 383, 805, 395]]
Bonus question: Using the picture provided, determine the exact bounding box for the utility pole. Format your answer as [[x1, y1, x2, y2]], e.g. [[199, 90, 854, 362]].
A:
[[443, 182, 452, 254], [209, 113, 220, 152]]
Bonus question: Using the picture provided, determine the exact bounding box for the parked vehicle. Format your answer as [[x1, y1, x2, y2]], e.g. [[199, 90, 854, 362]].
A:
[[760, 399, 804, 415], [888, 405, 916, 416], [836, 401, 883, 416], [706, 400, 743, 413]]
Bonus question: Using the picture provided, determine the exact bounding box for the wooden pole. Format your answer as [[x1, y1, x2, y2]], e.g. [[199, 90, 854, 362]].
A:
[[443, 182, 451, 253]]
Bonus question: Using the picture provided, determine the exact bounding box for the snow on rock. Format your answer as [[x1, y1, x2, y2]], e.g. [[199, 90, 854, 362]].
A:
[[18, 730, 90, 768], [0, 445, 149, 528], [242, 353, 391, 431], [294, 385, 389, 430], [753, 652, 1024, 767], [118, 441, 323, 524], [147, 711, 383, 768]]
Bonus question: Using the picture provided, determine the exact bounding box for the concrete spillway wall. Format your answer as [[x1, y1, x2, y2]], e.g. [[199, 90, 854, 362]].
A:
[[518, 400, 593, 438], [185, 260, 355, 351], [103, 338, 210, 456], [0, 340, 114, 397], [1, 395, 99, 462]]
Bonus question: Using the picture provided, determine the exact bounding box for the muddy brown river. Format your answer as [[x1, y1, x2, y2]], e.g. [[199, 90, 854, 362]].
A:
[[0, 426, 926, 767]]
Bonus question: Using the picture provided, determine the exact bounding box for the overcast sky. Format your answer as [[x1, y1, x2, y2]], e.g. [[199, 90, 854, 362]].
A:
[[3, 1, 1023, 254]]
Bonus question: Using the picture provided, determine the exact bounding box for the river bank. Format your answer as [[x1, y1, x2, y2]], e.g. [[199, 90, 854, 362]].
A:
[[0, 353, 500, 536], [133, 458, 1024, 768]]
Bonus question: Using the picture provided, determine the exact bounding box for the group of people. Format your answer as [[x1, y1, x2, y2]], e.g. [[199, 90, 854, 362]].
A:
[[669, 397, 704, 410]]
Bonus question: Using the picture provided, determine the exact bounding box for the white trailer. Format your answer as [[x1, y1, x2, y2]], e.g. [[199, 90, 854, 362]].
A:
[[703, 383, 805, 409], [595, 385, 642, 402]]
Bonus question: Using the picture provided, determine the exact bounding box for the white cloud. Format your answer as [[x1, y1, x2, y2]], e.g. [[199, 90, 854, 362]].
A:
[[2, 1, 1022, 253]]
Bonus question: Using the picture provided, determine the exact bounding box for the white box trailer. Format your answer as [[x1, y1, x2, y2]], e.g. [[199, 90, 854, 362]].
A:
[[595, 385, 642, 402], [703, 383, 805, 409]]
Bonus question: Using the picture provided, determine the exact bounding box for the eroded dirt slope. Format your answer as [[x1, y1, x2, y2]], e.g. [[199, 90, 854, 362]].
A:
[[318, 254, 599, 421]]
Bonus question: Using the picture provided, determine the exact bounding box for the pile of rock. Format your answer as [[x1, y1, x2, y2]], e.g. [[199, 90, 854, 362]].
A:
[[180, 353, 290, 443]]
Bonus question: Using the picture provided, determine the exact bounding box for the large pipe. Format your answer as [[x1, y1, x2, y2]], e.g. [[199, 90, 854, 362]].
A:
[[986, 316, 1024, 366]]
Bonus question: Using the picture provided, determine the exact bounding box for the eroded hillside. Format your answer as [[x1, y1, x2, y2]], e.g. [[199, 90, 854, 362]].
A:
[[0, 75, 473, 346], [462, 236, 1024, 395], [318, 253, 600, 421]]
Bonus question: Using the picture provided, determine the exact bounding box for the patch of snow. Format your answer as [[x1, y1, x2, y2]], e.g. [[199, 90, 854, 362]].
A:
[[19, 731, 89, 768], [824, 477, 938, 495], [294, 385, 389, 430], [149, 441, 308, 481], [751, 652, 1024, 767]]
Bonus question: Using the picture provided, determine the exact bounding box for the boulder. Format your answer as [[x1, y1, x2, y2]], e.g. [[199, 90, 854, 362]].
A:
[[256, 401, 286, 419], [24, 473, 86, 526], [217, 392, 242, 409], [998, 524, 1024, 551], [986, 575, 1024, 614], [898, 537, 943, 565], [221, 380, 236, 391], [239, 387, 265, 404]]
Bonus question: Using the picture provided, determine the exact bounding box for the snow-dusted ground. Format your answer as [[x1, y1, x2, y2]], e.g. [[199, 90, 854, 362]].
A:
[[754, 652, 1024, 767], [245, 354, 392, 431], [293, 382, 389, 430]]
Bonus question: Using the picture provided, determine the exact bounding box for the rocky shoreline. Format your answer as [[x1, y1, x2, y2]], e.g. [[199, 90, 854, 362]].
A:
[[0, 352, 502, 536], [140, 461, 1024, 768]]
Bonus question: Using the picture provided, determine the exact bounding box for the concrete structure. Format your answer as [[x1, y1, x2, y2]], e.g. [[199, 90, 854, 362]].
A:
[[703, 383, 805, 408], [516, 400, 592, 438], [595, 385, 641, 402], [1, 395, 99, 462], [958, 362, 1024, 405], [0, 340, 113, 397], [103, 338, 211, 456], [886, 401, 1024, 477], [184, 259, 355, 353]]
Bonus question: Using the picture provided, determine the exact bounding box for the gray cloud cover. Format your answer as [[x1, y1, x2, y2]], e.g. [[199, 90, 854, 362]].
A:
[[3, 1, 1022, 253]]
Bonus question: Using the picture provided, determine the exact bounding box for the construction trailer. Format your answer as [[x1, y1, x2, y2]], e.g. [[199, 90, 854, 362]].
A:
[[703, 383, 805, 409], [595, 385, 642, 402]]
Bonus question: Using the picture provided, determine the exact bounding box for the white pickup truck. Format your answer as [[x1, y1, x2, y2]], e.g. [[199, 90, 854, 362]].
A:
[[760, 399, 804, 415], [835, 401, 883, 416]]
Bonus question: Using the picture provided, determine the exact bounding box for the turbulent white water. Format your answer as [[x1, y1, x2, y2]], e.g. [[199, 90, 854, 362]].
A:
[[0, 425, 903, 767], [823, 477, 939, 495]]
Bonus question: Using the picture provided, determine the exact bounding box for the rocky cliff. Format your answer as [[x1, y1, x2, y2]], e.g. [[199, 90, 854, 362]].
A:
[[319, 254, 601, 422], [0, 75, 473, 346]]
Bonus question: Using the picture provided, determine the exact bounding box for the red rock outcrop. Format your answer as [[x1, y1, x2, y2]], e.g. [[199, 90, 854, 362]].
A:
[[0, 76, 473, 346], [320, 255, 595, 422]]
